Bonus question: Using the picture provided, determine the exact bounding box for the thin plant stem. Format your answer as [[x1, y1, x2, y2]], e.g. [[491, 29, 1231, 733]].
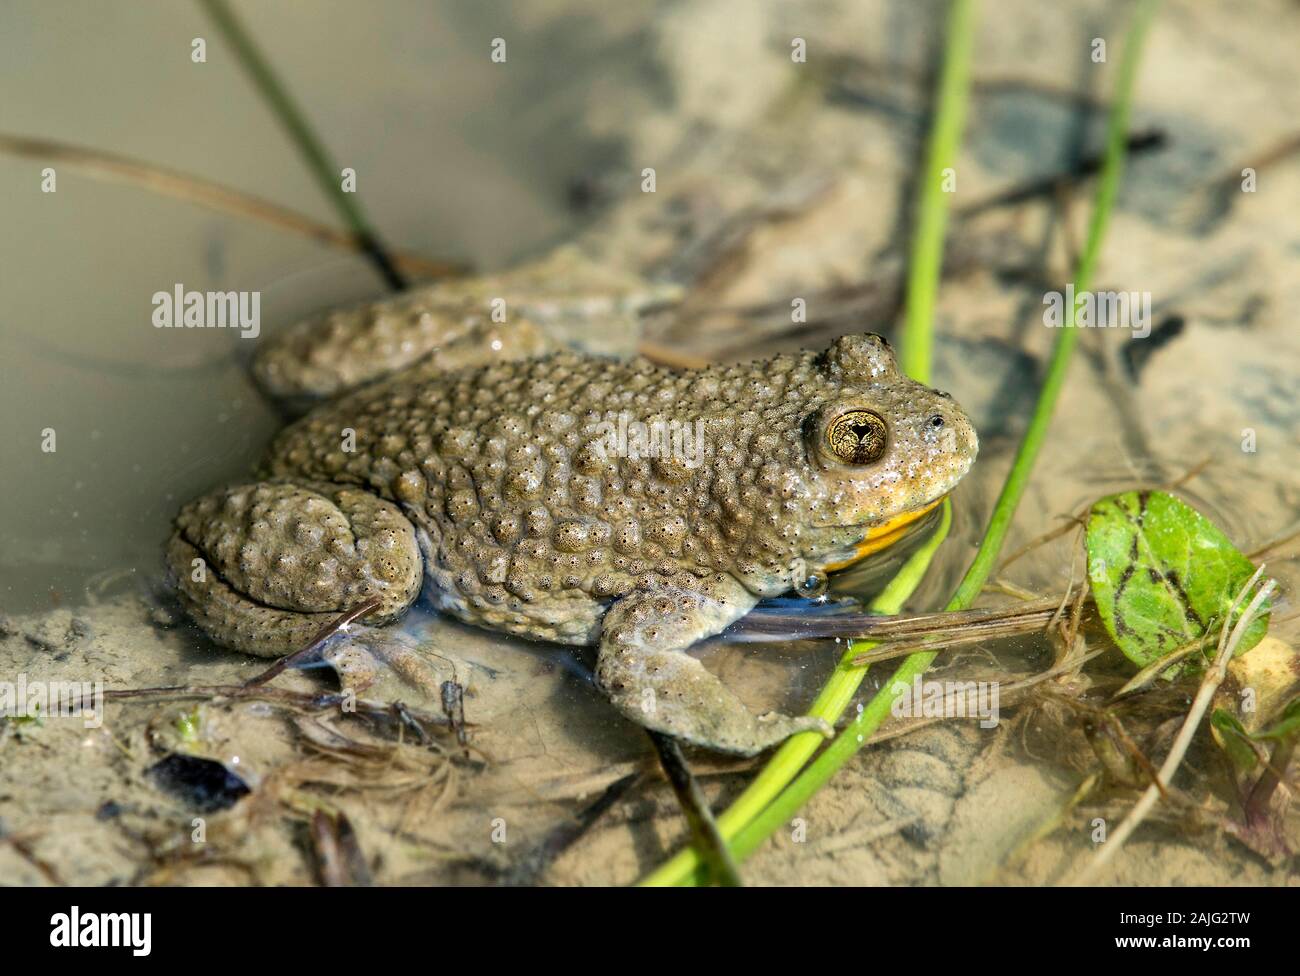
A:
[[197, 0, 408, 291], [0, 134, 465, 281], [898, 0, 977, 381], [647, 732, 743, 886]]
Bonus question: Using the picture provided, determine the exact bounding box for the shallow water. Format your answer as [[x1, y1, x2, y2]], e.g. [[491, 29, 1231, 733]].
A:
[[0, 1, 660, 613], [3, 0, 1299, 887]]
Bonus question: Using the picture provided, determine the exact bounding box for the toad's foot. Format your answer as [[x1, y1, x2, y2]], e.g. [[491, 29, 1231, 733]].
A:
[[167, 480, 424, 657], [595, 575, 831, 757], [321, 635, 443, 699]]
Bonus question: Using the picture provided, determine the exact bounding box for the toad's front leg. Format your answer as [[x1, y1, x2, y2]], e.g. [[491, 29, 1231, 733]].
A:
[[595, 574, 831, 756]]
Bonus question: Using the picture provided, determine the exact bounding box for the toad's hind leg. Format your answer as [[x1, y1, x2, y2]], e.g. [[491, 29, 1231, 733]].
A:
[[251, 288, 556, 403], [167, 480, 423, 657], [595, 575, 832, 756]]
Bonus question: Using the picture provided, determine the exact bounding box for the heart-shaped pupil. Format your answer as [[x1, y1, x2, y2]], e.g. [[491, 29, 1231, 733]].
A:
[[827, 410, 887, 464]]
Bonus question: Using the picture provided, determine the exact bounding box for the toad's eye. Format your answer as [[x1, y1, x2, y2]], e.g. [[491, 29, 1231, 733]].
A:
[[826, 410, 888, 464]]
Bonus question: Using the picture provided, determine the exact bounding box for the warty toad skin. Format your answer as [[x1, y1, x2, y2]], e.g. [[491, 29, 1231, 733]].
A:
[[169, 289, 977, 755]]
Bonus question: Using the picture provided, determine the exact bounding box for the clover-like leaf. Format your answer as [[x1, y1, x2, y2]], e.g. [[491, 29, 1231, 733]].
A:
[[1086, 490, 1269, 674]]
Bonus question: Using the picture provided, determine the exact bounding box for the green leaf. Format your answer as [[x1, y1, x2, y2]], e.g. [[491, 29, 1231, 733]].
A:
[[1252, 696, 1300, 742], [1210, 709, 1258, 771], [175, 706, 202, 744], [1086, 490, 1270, 674]]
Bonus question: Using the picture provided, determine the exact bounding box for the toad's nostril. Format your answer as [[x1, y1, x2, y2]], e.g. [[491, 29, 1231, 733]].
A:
[[929, 415, 945, 428]]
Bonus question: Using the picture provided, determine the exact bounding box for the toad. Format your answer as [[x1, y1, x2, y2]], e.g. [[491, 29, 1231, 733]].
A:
[[168, 283, 977, 755]]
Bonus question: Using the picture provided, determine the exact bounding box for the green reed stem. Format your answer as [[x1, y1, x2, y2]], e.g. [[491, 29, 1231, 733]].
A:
[[899, 0, 977, 382], [639, 503, 950, 887], [197, 0, 408, 291]]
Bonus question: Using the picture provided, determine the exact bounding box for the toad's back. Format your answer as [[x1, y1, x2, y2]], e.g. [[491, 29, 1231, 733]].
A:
[[259, 349, 859, 643]]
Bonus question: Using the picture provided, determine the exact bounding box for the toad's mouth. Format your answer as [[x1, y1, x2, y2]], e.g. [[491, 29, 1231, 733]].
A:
[[818, 497, 944, 571]]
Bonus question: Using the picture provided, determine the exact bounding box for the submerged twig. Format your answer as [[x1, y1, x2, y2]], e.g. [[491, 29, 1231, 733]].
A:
[[102, 683, 454, 740], [502, 770, 645, 886], [1244, 736, 1297, 827], [1247, 521, 1300, 562], [1110, 634, 1213, 699], [634, 339, 712, 370], [309, 809, 373, 887], [866, 645, 1108, 745], [647, 732, 743, 886], [242, 598, 382, 689], [996, 458, 1212, 576], [956, 130, 1167, 220], [847, 597, 1068, 665], [0, 134, 466, 280], [440, 680, 469, 748], [105, 597, 461, 744], [736, 594, 1063, 643]]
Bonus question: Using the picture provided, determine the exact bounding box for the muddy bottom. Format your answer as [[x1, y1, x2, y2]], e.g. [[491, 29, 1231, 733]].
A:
[[3, 0, 1299, 886]]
